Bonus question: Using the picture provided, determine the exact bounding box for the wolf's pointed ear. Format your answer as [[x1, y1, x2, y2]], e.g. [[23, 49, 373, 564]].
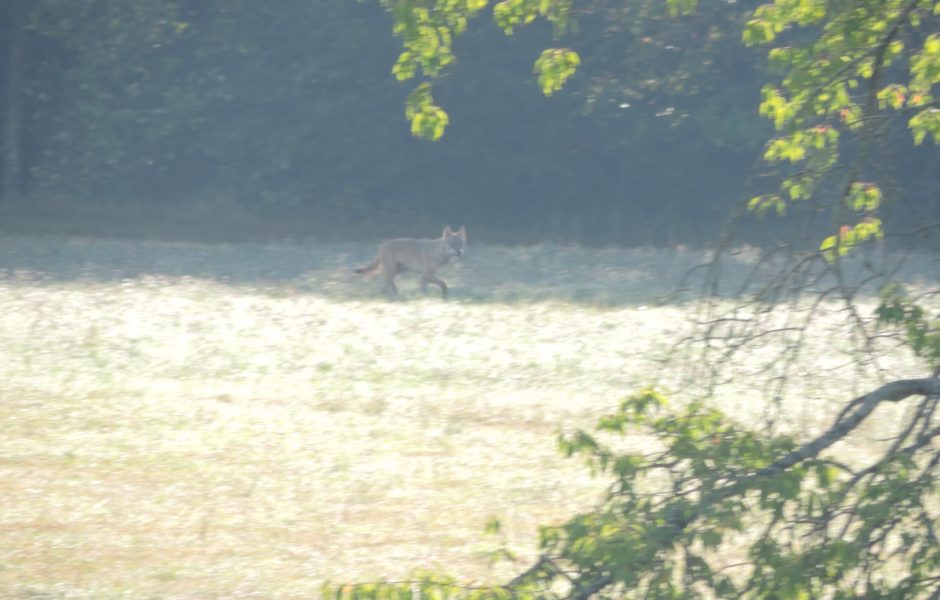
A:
[[443, 225, 453, 236], [458, 225, 466, 238]]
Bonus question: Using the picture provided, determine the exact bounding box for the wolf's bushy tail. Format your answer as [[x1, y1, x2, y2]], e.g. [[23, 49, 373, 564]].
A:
[[354, 258, 379, 275]]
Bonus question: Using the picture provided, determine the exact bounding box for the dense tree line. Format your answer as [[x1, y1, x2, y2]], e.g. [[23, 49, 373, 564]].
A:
[[0, 1, 936, 245]]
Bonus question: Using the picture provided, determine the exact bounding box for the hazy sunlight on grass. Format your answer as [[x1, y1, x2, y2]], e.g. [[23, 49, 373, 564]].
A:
[[0, 235, 933, 598]]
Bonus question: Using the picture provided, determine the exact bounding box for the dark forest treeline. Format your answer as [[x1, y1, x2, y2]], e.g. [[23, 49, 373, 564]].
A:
[[0, 0, 936, 245]]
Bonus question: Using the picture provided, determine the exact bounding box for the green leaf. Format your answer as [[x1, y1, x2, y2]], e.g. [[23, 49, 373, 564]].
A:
[[701, 528, 723, 549], [715, 579, 738, 597], [748, 193, 787, 217], [666, 0, 698, 17], [814, 462, 838, 489], [392, 51, 418, 81], [909, 108, 940, 146], [847, 182, 882, 211], [484, 517, 502, 535], [819, 235, 839, 262], [743, 18, 775, 45]]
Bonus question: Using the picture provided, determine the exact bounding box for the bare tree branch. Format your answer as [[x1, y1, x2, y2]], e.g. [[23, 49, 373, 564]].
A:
[[737, 378, 939, 485]]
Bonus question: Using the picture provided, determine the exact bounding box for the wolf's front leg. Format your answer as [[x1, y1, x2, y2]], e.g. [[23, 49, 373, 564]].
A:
[[421, 273, 448, 299]]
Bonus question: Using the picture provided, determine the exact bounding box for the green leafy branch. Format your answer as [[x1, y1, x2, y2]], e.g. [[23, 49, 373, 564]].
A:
[[533, 48, 580, 96], [405, 82, 449, 140], [381, 0, 579, 139], [877, 284, 940, 370], [542, 383, 940, 598], [817, 181, 885, 261], [326, 380, 940, 599], [743, 0, 939, 257], [493, 0, 572, 35]]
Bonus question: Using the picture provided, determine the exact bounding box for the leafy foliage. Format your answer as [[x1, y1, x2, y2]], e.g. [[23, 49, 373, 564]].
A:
[[405, 82, 449, 141], [741, 0, 939, 254], [381, 0, 578, 139], [533, 48, 580, 96], [493, 0, 572, 35], [818, 183, 885, 260], [877, 284, 940, 369]]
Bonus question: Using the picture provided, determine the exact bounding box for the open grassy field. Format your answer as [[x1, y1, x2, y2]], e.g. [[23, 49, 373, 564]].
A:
[[0, 234, 935, 599]]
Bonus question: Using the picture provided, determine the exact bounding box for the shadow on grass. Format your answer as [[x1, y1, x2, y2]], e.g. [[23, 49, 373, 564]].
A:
[[2, 233, 929, 307], [0, 234, 724, 306]]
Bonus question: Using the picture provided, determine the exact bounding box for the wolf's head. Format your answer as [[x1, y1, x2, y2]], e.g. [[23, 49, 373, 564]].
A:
[[443, 225, 467, 258]]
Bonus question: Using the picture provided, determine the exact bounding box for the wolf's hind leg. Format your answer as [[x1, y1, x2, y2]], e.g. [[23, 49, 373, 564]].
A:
[[379, 260, 402, 297]]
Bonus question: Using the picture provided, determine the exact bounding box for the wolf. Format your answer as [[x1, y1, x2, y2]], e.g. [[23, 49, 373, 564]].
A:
[[355, 226, 467, 298]]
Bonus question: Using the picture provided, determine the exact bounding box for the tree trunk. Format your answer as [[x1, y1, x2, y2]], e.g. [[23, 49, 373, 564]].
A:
[[1, 0, 26, 200]]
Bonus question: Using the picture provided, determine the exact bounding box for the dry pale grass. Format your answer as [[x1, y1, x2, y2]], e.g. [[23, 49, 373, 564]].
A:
[[0, 235, 934, 599]]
